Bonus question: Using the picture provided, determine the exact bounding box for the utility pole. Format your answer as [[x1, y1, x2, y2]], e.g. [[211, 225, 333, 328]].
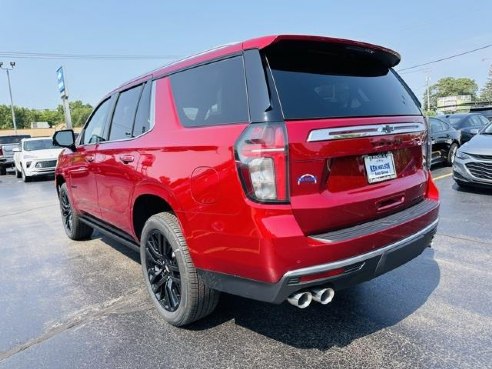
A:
[[426, 76, 431, 112], [0, 62, 18, 135]]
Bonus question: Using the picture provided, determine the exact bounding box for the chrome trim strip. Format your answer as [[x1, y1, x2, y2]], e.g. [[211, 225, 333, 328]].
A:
[[307, 122, 425, 142], [284, 219, 438, 278]]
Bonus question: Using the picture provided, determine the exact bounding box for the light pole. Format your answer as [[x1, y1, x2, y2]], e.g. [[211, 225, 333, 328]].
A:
[[0, 62, 17, 135]]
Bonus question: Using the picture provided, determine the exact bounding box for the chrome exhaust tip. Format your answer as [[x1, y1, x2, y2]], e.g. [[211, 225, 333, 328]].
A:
[[311, 287, 335, 305], [287, 291, 312, 309]]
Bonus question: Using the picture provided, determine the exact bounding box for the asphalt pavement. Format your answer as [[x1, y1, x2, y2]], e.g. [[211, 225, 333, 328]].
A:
[[0, 167, 491, 369]]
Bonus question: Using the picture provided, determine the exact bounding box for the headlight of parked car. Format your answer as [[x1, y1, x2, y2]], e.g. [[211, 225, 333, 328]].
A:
[[456, 150, 471, 160]]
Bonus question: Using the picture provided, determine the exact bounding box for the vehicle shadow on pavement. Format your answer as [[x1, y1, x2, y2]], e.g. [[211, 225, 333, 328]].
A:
[[98, 234, 141, 263], [190, 248, 440, 350]]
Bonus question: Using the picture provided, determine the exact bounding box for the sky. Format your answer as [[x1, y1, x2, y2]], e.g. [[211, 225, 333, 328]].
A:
[[1, 0, 491, 111]]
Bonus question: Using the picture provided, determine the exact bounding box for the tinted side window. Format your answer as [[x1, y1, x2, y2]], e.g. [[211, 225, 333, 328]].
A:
[[430, 118, 443, 133], [170, 56, 249, 127], [82, 98, 112, 145], [109, 85, 143, 141], [133, 82, 153, 136], [462, 118, 473, 128], [470, 116, 482, 127], [478, 115, 489, 126]]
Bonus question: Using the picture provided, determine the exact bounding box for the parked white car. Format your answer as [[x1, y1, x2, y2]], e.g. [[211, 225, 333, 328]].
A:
[[13, 137, 63, 182]]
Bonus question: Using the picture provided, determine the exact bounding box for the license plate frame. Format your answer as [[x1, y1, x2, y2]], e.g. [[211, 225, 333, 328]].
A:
[[364, 152, 397, 184]]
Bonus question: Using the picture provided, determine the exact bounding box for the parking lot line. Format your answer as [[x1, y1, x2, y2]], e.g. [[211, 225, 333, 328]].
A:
[[433, 173, 453, 181]]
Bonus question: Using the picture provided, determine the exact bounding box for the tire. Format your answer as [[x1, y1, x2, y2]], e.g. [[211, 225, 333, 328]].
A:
[[0, 166, 6, 175], [15, 167, 21, 178], [140, 212, 219, 327], [21, 168, 31, 182], [447, 143, 459, 166], [58, 183, 93, 240]]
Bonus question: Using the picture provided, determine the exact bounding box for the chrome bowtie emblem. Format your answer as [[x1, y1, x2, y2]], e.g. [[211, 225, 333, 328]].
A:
[[297, 174, 317, 185], [381, 125, 395, 134]]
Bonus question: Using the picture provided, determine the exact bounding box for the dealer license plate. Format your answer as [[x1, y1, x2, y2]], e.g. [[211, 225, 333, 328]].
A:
[[364, 153, 397, 184]]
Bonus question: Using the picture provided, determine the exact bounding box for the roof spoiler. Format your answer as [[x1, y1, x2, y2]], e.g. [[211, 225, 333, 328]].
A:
[[249, 35, 401, 68]]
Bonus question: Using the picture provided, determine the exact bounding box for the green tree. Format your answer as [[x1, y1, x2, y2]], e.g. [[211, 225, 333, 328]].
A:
[[423, 77, 478, 110], [56, 100, 93, 127], [479, 66, 492, 103], [0, 100, 92, 130], [14, 106, 35, 129], [69, 100, 93, 127], [0, 105, 12, 129]]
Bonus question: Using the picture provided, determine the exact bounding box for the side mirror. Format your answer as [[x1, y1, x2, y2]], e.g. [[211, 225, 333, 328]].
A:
[[470, 128, 479, 135], [12, 147, 20, 152], [53, 129, 76, 151]]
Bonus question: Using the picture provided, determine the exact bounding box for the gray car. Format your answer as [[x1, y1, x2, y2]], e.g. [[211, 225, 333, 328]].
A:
[[453, 123, 492, 188]]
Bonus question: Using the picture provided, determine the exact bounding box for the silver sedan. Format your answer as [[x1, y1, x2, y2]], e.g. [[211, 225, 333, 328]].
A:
[[453, 123, 492, 188]]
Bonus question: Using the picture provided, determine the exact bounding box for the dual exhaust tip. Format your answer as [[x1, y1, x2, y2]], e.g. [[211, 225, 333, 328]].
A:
[[287, 287, 335, 309]]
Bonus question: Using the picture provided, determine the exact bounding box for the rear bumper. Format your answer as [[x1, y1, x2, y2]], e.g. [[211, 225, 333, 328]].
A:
[[0, 158, 14, 167], [198, 218, 438, 303]]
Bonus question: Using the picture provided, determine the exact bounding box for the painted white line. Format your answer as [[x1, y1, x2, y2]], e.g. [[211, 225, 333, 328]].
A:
[[433, 173, 453, 181]]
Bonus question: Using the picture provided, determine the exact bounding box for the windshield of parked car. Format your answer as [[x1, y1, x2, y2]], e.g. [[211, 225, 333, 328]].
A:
[[23, 139, 56, 151], [265, 41, 421, 120]]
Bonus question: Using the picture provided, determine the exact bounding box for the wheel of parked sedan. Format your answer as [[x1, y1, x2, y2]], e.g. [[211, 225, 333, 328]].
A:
[[21, 168, 31, 182], [140, 212, 219, 326], [0, 166, 6, 176], [447, 143, 459, 166], [58, 183, 93, 240]]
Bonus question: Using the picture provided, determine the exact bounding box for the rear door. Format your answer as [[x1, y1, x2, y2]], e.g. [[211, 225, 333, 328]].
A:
[[263, 40, 427, 235]]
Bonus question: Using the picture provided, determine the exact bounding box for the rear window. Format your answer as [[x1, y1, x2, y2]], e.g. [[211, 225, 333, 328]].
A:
[[265, 42, 421, 120], [170, 56, 249, 127]]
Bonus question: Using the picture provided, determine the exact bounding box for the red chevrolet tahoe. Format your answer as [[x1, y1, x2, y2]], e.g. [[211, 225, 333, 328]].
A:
[[53, 35, 439, 326]]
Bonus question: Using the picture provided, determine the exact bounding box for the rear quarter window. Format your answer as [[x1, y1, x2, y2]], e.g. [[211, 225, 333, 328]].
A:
[[170, 56, 249, 127]]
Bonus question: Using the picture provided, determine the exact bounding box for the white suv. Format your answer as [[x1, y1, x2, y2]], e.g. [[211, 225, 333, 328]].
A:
[[13, 137, 63, 182]]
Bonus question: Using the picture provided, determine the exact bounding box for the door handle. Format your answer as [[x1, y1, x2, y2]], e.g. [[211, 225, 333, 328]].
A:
[[86, 155, 95, 162], [119, 155, 134, 164]]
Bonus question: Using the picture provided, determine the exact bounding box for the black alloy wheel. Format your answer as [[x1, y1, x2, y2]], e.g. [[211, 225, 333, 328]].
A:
[[140, 212, 219, 326], [145, 229, 182, 312], [60, 189, 73, 233], [58, 183, 93, 240]]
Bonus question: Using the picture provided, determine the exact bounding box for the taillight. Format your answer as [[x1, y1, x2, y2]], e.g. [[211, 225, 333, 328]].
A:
[[0, 147, 3, 156], [234, 122, 289, 203]]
